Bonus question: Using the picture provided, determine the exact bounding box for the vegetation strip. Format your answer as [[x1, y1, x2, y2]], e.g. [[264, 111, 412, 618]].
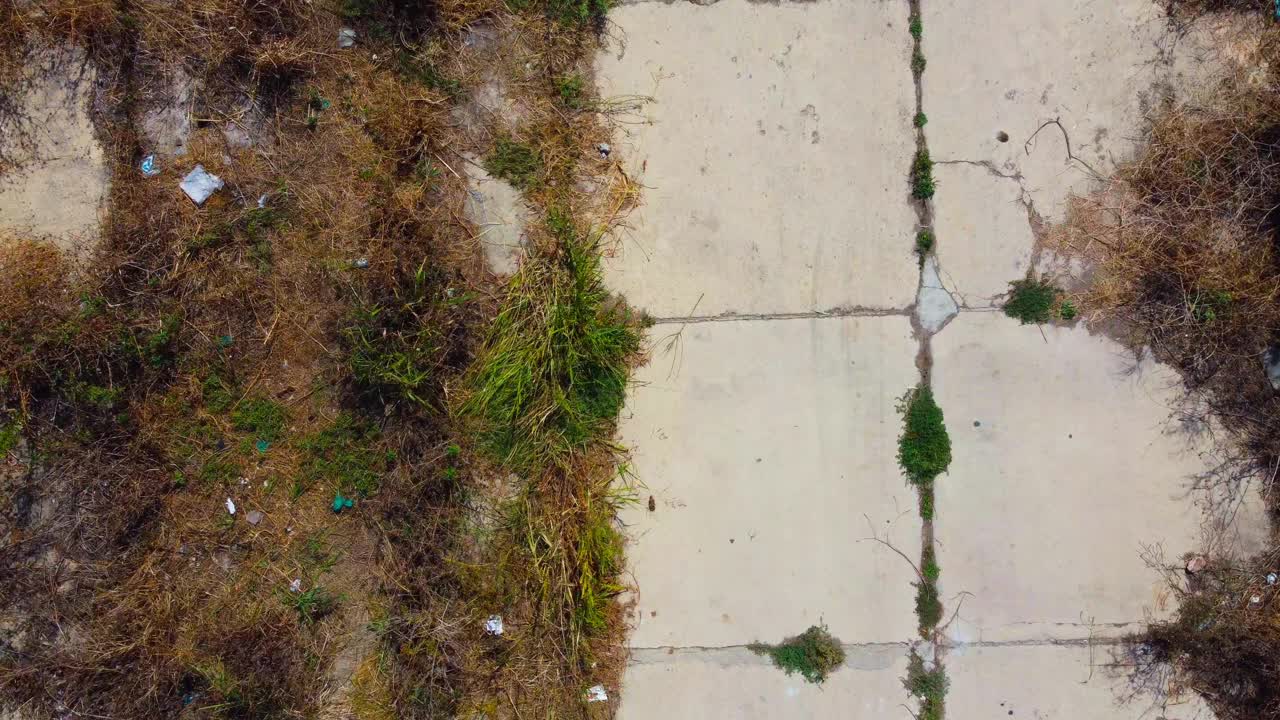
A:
[[903, 2, 950, 717], [0, 0, 639, 716]]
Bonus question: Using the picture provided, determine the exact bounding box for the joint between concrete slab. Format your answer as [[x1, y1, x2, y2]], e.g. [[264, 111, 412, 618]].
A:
[[649, 308, 912, 325]]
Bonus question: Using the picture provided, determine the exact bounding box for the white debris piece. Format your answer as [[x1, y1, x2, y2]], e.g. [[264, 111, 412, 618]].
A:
[[180, 164, 224, 205], [585, 685, 607, 703], [289, 578, 303, 593], [484, 615, 504, 636], [338, 28, 357, 48], [225, 497, 236, 515]]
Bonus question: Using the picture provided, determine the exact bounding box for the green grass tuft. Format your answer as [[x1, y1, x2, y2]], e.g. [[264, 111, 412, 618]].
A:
[[342, 264, 438, 408], [750, 625, 846, 685], [912, 148, 936, 200], [461, 215, 640, 471], [909, 14, 923, 40], [914, 112, 928, 128], [554, 73, 586, 109], [1003, 277, 1059, 325], [912, 48, 927, 75], [298, 414, 393, 497], [897, 385, 952, 486], [485, 137, 542, 190], [574, 501, 625, 634], [231, 397, 287, 442], [1058, 298, 1078, 321]]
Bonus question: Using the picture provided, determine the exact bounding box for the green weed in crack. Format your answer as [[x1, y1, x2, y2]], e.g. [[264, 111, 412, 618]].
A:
[[905, 650, 947, 720], [897, 385, 952, 487], [750, 625, 846, 684], [912, 147, 936, 200]]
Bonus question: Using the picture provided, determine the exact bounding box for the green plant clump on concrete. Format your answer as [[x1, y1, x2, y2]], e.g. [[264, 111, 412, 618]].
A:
[[915, 229, 935, 259], [905, 650, 948, 720], [1003, 277, 1060, 324], [750, 625, 846, 685], [897, 385, 952, 486], [911, 148, 936, 200]]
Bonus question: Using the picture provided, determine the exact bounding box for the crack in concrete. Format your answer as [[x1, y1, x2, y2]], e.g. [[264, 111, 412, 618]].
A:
[[628, 634, 1131, 654], [649, 308, 911, 324], [935, 158, 1025, 182]]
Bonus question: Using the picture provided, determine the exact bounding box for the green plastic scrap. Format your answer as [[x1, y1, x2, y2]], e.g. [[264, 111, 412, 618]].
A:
[[331, 493, 355, 513]]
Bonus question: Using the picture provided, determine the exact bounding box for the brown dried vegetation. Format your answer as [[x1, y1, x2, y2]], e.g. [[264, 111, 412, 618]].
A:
[[0, 0, 638, 718]]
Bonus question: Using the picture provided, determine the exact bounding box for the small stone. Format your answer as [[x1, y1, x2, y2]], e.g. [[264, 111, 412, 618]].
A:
[[246, 510, 264, 526], [1185, 555, 1207, 574], [338, 28, 357, 48]]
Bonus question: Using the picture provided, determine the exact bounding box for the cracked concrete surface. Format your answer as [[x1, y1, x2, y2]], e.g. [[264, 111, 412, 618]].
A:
[[597, 0, 1266, 717]]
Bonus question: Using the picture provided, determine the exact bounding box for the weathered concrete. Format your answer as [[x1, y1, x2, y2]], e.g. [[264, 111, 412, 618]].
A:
[[0, 45, 108, 254], [461, 155, 528, 275], [922, 0, 1198, 222], [930, 163, 1035, 305], [619, 316, 921, 648], [915, 255, 958, 334], [619, 645, 909, 720], [946, 643, 1214, 720], [596, 0, 919, 318], [932, 313, 1268, 645]]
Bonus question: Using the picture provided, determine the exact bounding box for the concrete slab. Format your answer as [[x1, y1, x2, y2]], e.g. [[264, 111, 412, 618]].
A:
[[619, 316, 921, 647], [618, 645, 910, 720], [931, 163, 1035, 305], [595, 0, 920, 317], [946, 643, 1214, 720], [922, 0, 1190, 222], [931, 313, 1267, 644], [462, 155, 528, 275], [0, 44, 108, 254]]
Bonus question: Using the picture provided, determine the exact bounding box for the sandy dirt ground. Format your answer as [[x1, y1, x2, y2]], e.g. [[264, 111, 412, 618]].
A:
[[598, 0, 1267, 717], [0, 44, 108, 254]]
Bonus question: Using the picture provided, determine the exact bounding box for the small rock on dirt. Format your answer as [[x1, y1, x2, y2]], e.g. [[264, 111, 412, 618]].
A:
[[246, 510, 264, 526], [338, 28, 357, 48]]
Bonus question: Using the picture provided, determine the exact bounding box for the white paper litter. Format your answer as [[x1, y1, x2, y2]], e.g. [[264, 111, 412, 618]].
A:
[[585, 685, 607, 703], [484, 615, 504, 636], [180, 165, 225, 205], [338, 28, 357, 48], [289, 578, 303, 593], [224, 497, 236, 515]]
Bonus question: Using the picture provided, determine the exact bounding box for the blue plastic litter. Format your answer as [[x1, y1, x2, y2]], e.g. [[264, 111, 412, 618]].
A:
[[255, 439, 270, 454], [332, 493, 355, 513], [140, 154, 160, 177], [218, 335, 234, 348]]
